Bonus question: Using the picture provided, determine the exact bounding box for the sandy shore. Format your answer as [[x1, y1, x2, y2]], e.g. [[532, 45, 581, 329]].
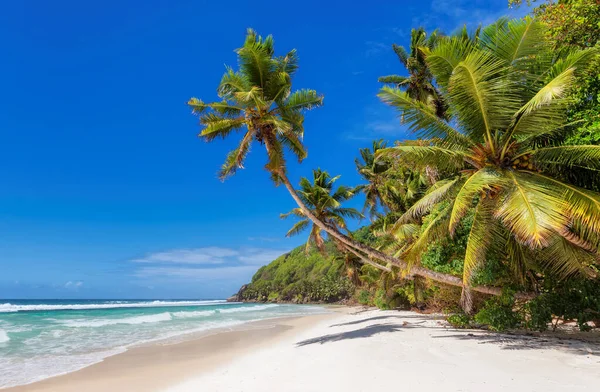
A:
[[8, 307, 600, 392]]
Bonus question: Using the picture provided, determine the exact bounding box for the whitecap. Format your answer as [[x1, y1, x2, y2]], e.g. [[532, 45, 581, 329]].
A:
[[171, 310, 215, 318], [0, 330, 10, 343], [218, 304, 278, 314], [59, 312, 172, 328]]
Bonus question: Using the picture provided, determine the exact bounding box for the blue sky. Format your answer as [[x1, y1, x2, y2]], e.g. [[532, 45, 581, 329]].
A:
[[0, 0, 529, 299]]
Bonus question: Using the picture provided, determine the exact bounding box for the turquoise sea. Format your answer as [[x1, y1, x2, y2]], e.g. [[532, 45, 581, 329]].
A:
[[0, 299, 326, 388]]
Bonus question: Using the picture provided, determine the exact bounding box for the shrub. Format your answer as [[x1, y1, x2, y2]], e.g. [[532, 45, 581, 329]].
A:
[[357, 289, 371, 305], [474, 292, 522, 331], [447, 313, 472, 329], [374, 289, 390, 310]]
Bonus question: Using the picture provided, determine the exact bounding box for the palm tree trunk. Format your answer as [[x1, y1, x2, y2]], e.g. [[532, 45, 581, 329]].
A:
[[277, 169, 533, 301], [339, 243, 391, 273], [414, 276, 425, 310]]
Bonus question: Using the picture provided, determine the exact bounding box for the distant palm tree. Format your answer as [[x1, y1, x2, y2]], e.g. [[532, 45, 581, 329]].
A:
[[379, 27, 447, 119], [354, 140, 400, 219], [355, 140, 428, 219], [281, 169, 362, 254], [379, 18, 600, 312]]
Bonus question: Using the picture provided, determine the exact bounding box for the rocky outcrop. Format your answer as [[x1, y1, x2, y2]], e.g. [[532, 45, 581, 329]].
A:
[[227, 284, 248, 302]]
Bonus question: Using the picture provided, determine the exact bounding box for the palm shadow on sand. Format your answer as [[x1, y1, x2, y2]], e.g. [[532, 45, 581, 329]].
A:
[[295, 323, 413, 346]]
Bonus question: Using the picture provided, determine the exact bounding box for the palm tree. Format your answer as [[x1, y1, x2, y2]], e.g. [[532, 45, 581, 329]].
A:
[[354, 140, 399, 219], [188, 29, 395, 273], [281, 169, 363, 254], [355, 140, 431, 220], [379, 27, 447, 119], [190, 27, 520, 301], [188, 29, 323, 181], [379, 17, 600, 312]]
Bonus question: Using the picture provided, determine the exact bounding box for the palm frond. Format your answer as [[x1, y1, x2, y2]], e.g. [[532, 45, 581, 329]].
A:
[[536, 237, 598, 279], [378, 75, 409, 85], [377, 144, 467, 172], [397, 177, 460, 224], [280, 208, 305, 219], [378, 87, 471, 147], [218, 131, 253, 180], [198, 114, 246, 141], [523, 171, 600, 241], [463, 197, 503, 284], [236, 30, 276, 89], [403, 204, 452, 269], [448, 49, 518, 144], [449, 168, 506, 235], [285, 89, 324, 111], [285, 219, 310, 237], [217, 67, 252, 99], [530, 146, 600, 172], [392, 43, 409, 66], [424, 36, 473, 89], [480, 17, 546, 66], [495, 171, 568, 248]]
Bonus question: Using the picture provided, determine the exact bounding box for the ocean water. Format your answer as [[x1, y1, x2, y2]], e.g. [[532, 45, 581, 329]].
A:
[[0, 299, 327, 388]]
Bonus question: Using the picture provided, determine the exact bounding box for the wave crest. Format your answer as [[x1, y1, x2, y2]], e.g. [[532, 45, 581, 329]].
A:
[[59, 312, 173, 328]]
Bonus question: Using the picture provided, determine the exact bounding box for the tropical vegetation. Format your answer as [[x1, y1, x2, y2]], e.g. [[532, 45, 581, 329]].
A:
[[191, 2, 600, 331]]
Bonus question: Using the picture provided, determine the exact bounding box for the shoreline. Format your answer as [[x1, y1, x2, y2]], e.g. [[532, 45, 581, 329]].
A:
[[4, 310, 343, 392]]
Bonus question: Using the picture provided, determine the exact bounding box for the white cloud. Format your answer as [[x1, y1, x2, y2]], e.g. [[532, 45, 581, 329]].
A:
[[134, 266, 258, 281], [132, 247, 239, 265], [64, 281, 84, 289], [132, 247, 290, 266], [247, 236, 281, 243], [365, 41, 388, 57], [131, 246, 291, 284], [238, 248, 289, 265]]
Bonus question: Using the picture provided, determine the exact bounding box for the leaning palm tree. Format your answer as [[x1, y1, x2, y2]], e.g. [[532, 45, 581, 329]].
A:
[[379, 27, 447, 119], [190, 27, 522, 301], [281, 169, 362, 254], [379, 17, 600, 312], [189, 28, 395, 272]]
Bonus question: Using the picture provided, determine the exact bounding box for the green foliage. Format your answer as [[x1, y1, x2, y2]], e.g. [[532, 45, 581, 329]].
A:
[[357, 289, 371, 305], [241, 244, 355, 303], [474, 292, 522, 331], [447, 313, 472, 329], [525, 278, 600, 331], [518, 0, 600, 49], [282, 168, 362, 253], [379, 18, 600, 307], [373, 289, 391, 310]]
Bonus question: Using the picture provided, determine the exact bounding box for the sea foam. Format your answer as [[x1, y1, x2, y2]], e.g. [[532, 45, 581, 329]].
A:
[[0, 330, 9, 343], [0, 300, 230, 313], [218, 304, 278, 314], [59, 312, 173, 328], [171, 310, 215, 318]]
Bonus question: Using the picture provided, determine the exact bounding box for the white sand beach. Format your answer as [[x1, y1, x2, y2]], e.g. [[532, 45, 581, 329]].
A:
[[166, 307, 600, 392], [10, 307, 600, 392]]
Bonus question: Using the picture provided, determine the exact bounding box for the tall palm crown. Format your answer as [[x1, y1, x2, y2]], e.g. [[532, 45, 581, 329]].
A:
[[379, 27, 447, 119], [281, 169, 362, 253], [378, 18, 600, 308], [188, 29, 323, 180]]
